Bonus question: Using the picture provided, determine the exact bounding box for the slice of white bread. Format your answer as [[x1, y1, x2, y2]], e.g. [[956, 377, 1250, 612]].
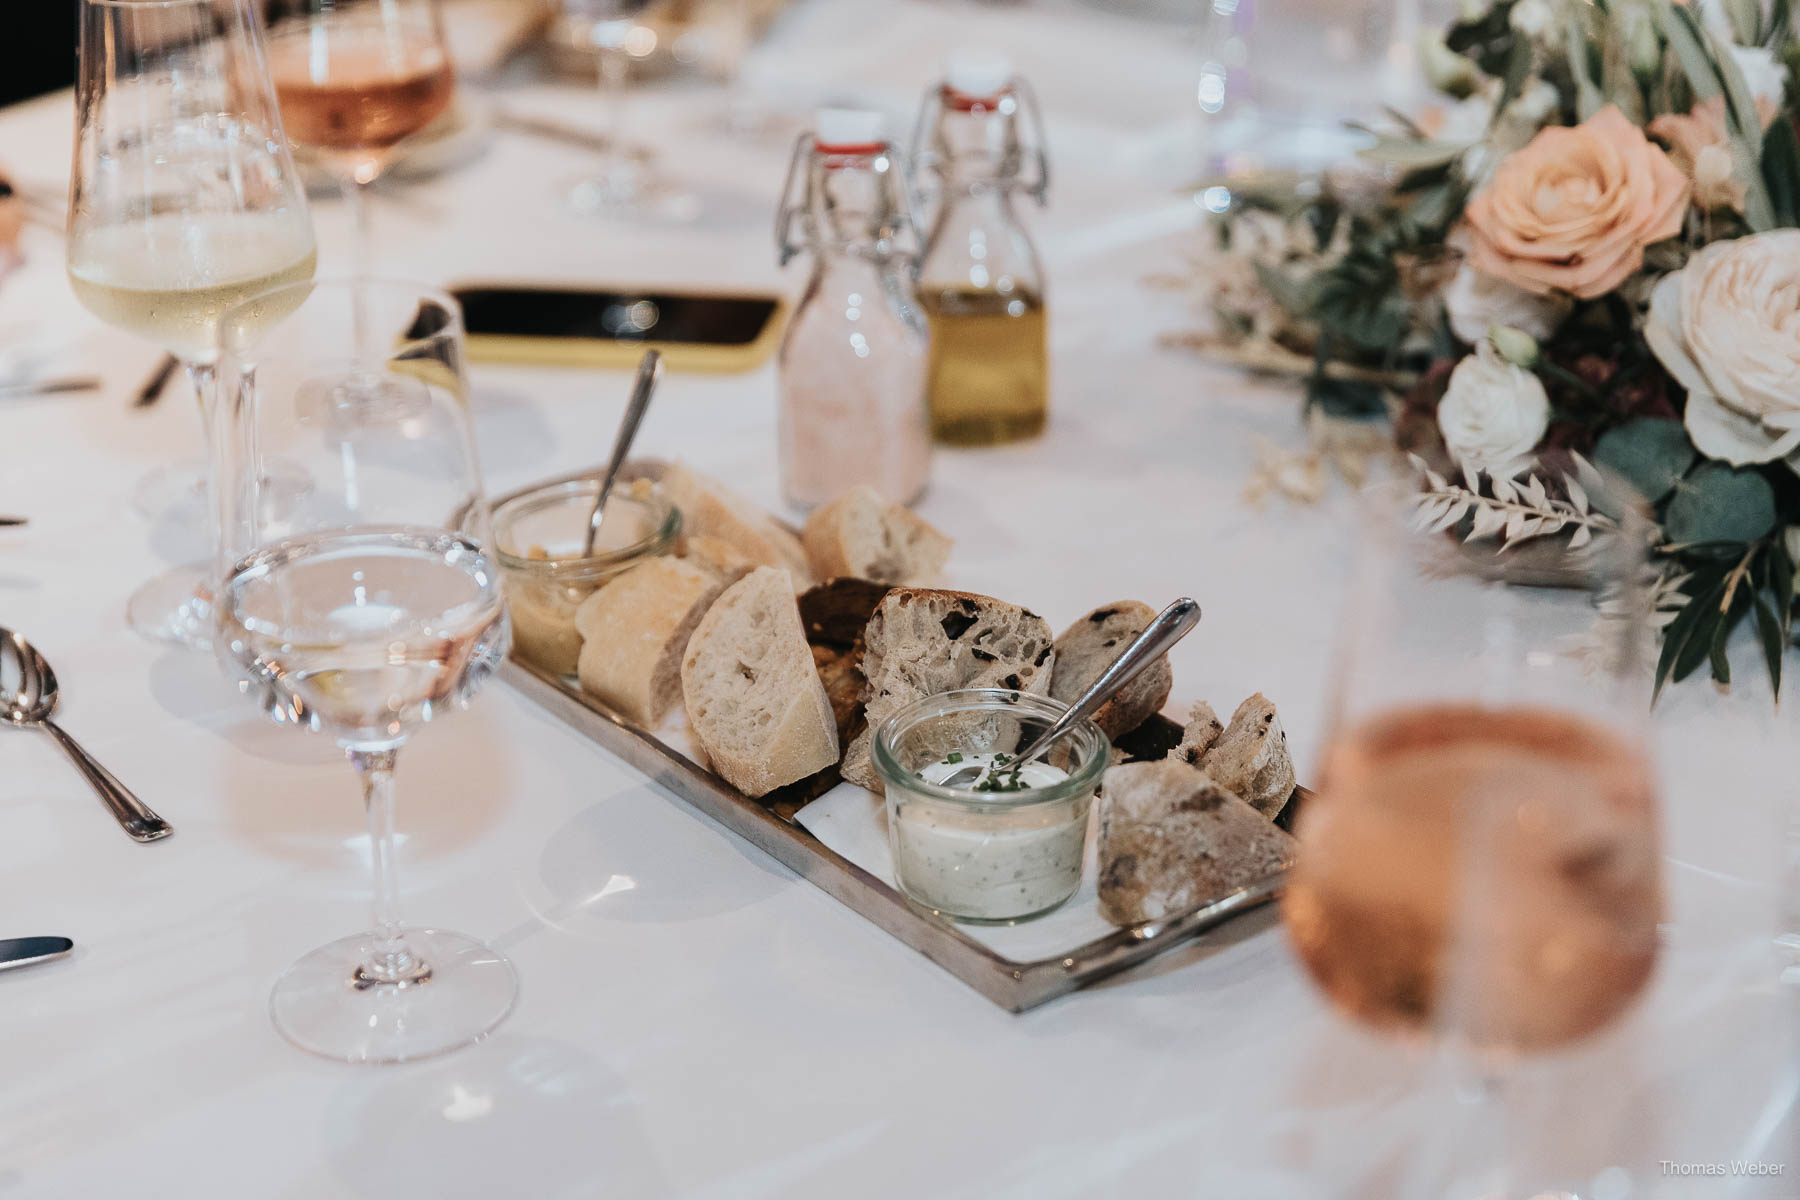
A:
[[662, 464, 810, 585], [1200, 693, 1296, 818], [1096, 759, 1295, 926], [1167, 701, 1224, 766], [1049, 601, 1173, 739], [841, 588, 1055, 791], [801, 485, 951, 585], [575, 557, 723, 728], [680, 567, 839, 798]]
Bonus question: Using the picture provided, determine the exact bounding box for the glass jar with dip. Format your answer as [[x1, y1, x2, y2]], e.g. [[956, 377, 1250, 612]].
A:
[[489, 479, 680, 675], [872, 689, 1109, 923]]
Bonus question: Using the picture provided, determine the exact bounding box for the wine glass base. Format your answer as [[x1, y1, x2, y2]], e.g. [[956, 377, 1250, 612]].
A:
[[130, 460, 208, 523], [125, 565, 214, 650], [270, 928, 518, 1065]]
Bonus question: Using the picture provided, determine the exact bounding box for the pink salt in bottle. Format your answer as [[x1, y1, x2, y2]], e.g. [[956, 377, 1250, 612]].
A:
[[774, 108, 931, 510]]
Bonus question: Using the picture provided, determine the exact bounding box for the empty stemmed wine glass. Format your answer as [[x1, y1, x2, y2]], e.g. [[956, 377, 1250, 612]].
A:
[[67, 0, 317, 646], [214, 279, 515, 1064], [1284, 466, 1664, 1196], [559, 0, 698, 221], [264, 0, 456, 266]]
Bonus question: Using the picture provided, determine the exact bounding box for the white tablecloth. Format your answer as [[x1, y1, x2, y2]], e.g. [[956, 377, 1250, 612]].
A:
[[1, 2, 1794, 1195]]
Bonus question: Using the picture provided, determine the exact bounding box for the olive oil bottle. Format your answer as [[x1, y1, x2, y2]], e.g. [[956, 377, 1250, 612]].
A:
[[911, 52, 1051, 446], [918, 287, 1047, 443]]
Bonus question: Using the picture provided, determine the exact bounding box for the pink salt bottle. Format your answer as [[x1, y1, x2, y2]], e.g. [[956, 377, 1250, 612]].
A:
[[774, 108, 931, 509]]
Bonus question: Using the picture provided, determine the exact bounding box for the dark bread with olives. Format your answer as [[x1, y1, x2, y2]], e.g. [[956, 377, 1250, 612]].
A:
[[1049, 601, 1173, 739], [839, 588, 1056, 792]]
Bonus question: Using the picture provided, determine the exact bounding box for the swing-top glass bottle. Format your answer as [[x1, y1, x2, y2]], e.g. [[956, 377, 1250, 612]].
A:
[[910, 53, 1051, 446], [774, 109, 931, 509]]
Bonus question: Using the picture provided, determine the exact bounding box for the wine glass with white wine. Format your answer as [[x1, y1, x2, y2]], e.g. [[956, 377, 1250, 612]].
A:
[[214, 279, 515, 1065], [67, 0, 317, 646]]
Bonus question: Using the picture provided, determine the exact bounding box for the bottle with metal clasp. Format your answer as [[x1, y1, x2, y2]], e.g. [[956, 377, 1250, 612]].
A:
[[774, 108, 931, 509], [910, 52, 1051, 446]]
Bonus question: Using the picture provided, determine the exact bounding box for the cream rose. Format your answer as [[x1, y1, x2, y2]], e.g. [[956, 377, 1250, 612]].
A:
[[1464, 106, 1689, 299], [1444, 261, 1572, 344], [1645, 230, 1800, 469], [1437, 342, 1552, 472]]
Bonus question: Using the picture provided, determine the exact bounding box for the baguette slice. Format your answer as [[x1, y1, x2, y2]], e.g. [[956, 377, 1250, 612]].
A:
[[801, 485, 951, 585], [1167, 701, 1225, 766], [1201, 693, 1296, 818], [574, 557, 723, 727], [1050, 601, 1173, 739], [681, 534, 757, 585], [1096, 759, 1295, 926], [842, 588, 1055, 791], [662, 464, 810, 585], [680, 567, 839, 798]]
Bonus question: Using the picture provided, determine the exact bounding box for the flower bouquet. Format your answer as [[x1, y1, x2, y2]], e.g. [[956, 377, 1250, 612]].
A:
[[1202, 0, 1800, 698]]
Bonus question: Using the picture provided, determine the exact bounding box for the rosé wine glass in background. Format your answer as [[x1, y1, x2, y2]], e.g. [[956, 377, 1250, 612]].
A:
[[265, 0, 456, 266], [1284, 465, 1664, 1198]]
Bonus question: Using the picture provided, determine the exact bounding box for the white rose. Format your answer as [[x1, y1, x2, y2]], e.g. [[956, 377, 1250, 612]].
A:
[[1437, 341, 1552, 473], [1644, 230, 1800, 469], [1443, 262, 1571, 344], [1730, 44, 1788, 107], [1509, 0, 1561, 45]]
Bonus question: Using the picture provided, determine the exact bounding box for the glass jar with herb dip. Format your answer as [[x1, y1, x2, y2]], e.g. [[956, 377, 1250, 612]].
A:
[[489, 479, 680, 675], [872, 688, 1110, 923]]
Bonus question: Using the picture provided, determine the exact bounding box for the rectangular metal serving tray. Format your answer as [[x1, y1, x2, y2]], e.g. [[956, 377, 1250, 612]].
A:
[[503, 655, 1290, 1012]]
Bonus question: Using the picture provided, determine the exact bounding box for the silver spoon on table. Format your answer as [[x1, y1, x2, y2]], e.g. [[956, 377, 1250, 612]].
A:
[[0, 629, 170, 842], [583, 349, 663, 556], [937, 598, 1203, 789]]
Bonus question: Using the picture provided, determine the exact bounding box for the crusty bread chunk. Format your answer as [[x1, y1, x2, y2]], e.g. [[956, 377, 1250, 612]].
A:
[[681, 534, 757, 585], [841, 588, 1055, 791], [801, 485, 951, 585], [662, 464, 810, 585], [1200, 693, 1296, 818], [1167, 701, 1225, 766], [574, 557, 723, 727], [1049, 601, 1172, 739], [1097, 759, 1295, 926], [680, 567, 839, 798]]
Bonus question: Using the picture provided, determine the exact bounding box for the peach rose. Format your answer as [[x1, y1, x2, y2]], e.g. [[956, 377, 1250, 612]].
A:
[[1648, 96, 1778, 212], [1464, 106, 1689, 299]]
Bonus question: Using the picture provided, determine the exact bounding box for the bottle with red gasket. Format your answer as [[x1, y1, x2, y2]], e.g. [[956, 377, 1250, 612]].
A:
[[774, 108, 931, 510], [910, 52, 1051, 446]]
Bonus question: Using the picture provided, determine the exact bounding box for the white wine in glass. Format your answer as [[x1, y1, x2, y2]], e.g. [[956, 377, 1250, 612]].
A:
[[67, 0, 317, 646]]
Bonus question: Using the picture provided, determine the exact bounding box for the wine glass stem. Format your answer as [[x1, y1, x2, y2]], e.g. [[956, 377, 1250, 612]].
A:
[[349, 747, 426, 986], [341, 177, 377, 366], [189, 360, 223, 593], [598, 43, 631, 183]]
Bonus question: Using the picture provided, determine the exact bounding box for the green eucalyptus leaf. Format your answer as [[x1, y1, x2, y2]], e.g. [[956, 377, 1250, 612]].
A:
[[1356, 137, 1470, 169], [1754, 590, 1784, 698], [1665, 462, 1779, 545], [1253, 262, 1319, 318], [1763, 117, 1800, 227], [1593, 417, 1696, 502]]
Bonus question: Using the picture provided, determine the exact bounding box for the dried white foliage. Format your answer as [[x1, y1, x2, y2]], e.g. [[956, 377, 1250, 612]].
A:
[[1408, 453, 1617, 549]]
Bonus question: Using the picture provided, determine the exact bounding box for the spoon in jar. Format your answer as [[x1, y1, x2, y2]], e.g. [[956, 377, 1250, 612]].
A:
[[935, 597, 1202, 789], [0, 629, 170, 842], [583, 349, 663, 557]]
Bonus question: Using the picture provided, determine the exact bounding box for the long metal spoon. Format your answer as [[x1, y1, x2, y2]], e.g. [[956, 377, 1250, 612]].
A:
[[937, 597, 1203, 789], [0, 629, 171, 842], [583, 348, 663, 556]]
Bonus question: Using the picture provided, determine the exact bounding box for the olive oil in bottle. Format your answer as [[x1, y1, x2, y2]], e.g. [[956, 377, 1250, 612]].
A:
[[920, 288, 1047, 444], [911, 52, 1052, 446]]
